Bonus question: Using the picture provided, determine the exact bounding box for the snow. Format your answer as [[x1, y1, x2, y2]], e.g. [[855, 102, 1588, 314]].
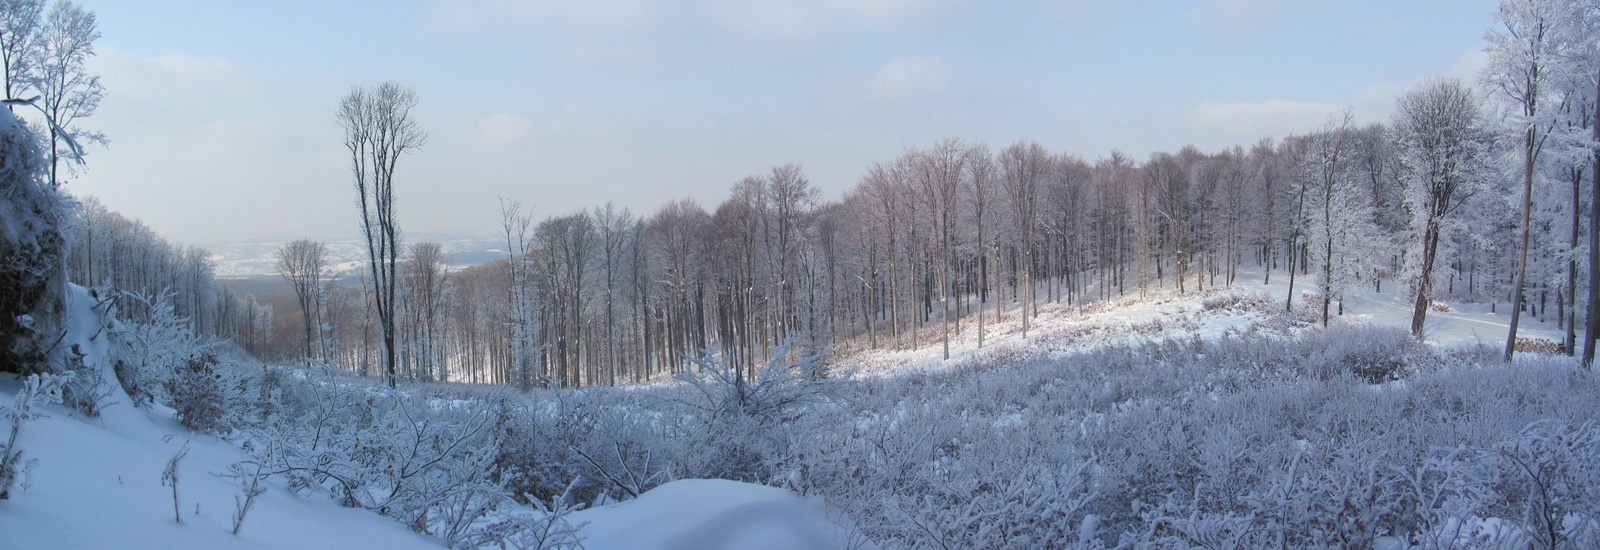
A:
[[570, 479, 847, 550], [0, 273, 1583, 548]]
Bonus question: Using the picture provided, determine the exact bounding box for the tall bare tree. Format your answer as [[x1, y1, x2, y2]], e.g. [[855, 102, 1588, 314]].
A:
[[339, 81, 425, 387], [912, 138, 969, 359], [1484, 0, 1560, 360], [967, 146, 996, 348]]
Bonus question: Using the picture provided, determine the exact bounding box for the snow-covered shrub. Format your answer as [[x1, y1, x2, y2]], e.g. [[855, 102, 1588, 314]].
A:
[[111, 290, 217, 409], [164, 351, 228, 434], [765, 324, 1600, 548], [491, 399, 591, 506], [1302, 324, 1429, 383], [174, 307, 1600, 548], [1201, 289, 1273, 313], [486, 385, 665, 510], [161, 441, 191, 523], [675, 339, 837, 426], [459, 479, 587, 550], [667, 339, 840, 483], [0, 372, 65, 500], [1477, 420, 1600, 549], [226, 449, 269, 535], [58, 344, 114, 416], [239, 371, 506, 544]]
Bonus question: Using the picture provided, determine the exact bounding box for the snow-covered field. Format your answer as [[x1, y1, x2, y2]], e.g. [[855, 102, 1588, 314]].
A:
[[3, 275, 1597, 549]]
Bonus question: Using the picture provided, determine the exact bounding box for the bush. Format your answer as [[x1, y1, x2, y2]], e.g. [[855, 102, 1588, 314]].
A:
[[164, 352, 228, 434], [667, 339, 840, 484]]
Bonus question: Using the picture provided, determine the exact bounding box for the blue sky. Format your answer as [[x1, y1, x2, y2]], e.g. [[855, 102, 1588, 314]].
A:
[[70, 0, 1498, 245]]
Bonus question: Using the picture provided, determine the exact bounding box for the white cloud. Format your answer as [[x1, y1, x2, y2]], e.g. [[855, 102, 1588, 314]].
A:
[[1187, 99, 1349, 137], [698, 0, 955, 37], [1184, 0, 1328, 37], [425, 0, 664, 30], [91, 48, 254, 102], [428, 0, 955, 41]]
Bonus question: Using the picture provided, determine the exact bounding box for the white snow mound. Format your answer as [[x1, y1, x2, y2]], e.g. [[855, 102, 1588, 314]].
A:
[[571, 478, 844, 550]]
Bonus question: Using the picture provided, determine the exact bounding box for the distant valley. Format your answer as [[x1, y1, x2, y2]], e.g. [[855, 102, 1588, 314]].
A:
[[204, 233, 510, 280]]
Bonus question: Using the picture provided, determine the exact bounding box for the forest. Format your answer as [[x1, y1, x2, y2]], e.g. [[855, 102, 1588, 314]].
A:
[[231, 78, 1588, 389]]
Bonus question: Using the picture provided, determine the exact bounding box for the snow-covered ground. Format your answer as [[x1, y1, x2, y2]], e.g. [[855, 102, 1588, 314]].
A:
[[2, 272, 1587, 549]]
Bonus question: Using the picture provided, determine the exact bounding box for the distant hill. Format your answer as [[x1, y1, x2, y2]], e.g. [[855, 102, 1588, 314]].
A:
[[203, 233, 509, 279]]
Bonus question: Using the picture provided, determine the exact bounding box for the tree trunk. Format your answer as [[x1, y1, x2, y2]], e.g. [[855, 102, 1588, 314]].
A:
[[1586, 77, 1600, 367], [1506, 126, 1537, 361], [1411, 223, 1440, 337]]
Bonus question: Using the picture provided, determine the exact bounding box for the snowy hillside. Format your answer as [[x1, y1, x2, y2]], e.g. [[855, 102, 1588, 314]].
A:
[[836, 267, 1569, 378], [0, 286, 447, 549], [0, 285, 853, 550]]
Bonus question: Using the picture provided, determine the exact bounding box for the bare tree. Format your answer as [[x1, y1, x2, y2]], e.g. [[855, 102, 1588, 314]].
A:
[[1147, 152, 1190, 293], [595, 202, 632, 386], [339, 81, 425, 387], [499, 198, 539, 388], [31, 0, 102, 188], [1307, 111, 1359, 326], [1483, 0, 1560, 360], [967, 146, 995, 348], [1574, 0, 1600, 366], [999, 140, 1048, 337], [1393, 78, 1492, 337], [911, 138, 969, 359], [275, 238, 327, 362]]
